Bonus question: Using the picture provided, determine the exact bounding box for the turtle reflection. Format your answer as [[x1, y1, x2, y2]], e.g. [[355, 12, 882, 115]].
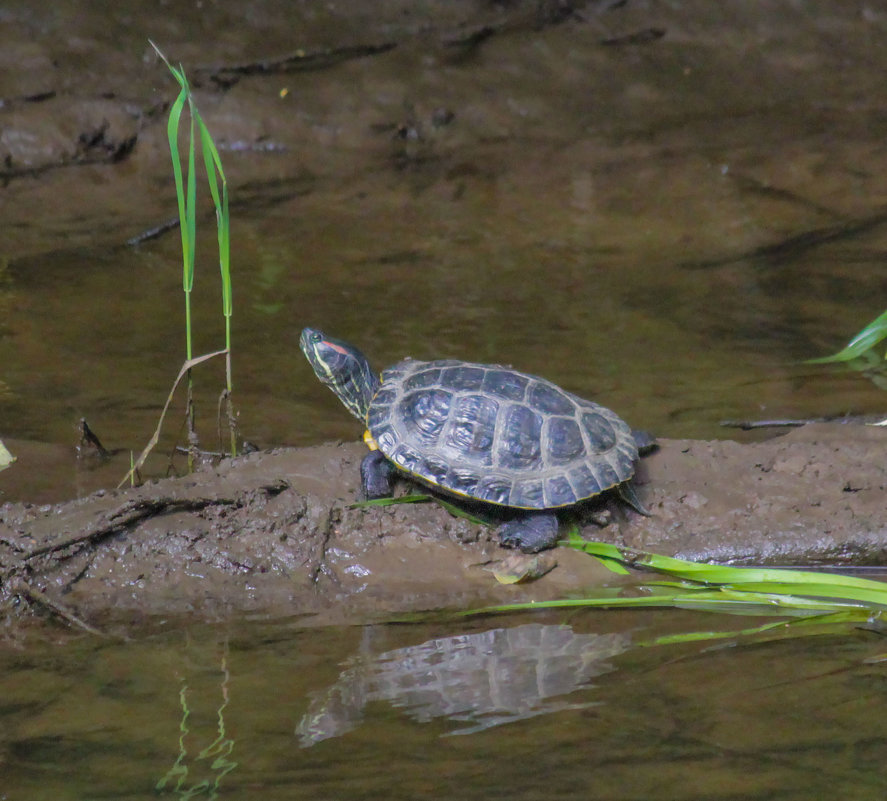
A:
[[297, 623, 630, 746]]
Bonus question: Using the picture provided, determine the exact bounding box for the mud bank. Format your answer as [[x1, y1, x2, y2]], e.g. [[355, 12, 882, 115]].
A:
[[1, 424, 884, 630]]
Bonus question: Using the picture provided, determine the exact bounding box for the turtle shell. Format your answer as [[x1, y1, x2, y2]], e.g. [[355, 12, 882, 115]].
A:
[[365, 359, 638, 510]]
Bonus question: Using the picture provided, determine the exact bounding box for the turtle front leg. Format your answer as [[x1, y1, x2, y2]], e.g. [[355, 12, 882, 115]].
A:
[[360, 450, 395, 499], [498, 512, 560, 553]]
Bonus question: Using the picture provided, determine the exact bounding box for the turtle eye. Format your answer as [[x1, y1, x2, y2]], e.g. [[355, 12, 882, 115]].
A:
[[310, 331, 322, 343]]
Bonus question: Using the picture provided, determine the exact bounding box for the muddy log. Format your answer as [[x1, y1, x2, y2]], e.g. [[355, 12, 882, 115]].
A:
[[0, 424, 885, 628]]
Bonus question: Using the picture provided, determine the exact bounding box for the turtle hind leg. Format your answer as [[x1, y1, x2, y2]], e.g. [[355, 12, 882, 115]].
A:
[[498, 512, 560, 553], [360, 450, 395, 499], [617, 481, 651, 516]]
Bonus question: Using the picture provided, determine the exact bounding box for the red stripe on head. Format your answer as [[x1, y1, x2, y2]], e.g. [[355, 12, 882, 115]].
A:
[[325, 341, 350, 355]]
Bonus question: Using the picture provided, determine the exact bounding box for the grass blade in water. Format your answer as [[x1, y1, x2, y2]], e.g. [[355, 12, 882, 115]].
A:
[[806, 307, 887, 363]]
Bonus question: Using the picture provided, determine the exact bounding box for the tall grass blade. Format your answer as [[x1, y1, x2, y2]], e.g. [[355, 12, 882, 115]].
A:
[[199, 122, 232, 316], [198, 116, 235, 455], [146, 41, 238, 460]]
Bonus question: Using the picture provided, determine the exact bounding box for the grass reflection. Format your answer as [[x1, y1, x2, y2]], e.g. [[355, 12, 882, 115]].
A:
[[156, 648, 237, 799]]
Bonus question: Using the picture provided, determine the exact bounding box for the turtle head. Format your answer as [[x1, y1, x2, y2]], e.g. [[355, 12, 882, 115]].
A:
[[300, 328, 380, 421]]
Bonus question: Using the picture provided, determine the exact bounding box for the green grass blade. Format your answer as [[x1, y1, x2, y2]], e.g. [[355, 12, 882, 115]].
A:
[[564, 526, 630, 574], [184, 111, 196, 295], [431, 497, 489, 524], [350, 494, 435, 508], [570, 540, 887, 601], [807, 308, 887, 363], [468, 593, 688, 615], [165, 85, 190, 276], [199, 122, 232, 320], [471, 584, 872, 618], [719, 581, 887, 608], [219, 183, 231, 319], [156, 48, 197, 361], [200, 119, 224, 207], [643, 610, 874, 647], [673, 588, 872, 613]]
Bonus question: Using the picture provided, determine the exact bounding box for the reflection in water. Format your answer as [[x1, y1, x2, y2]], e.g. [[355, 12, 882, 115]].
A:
[[156, 647, 238, 799], [297, 623, 630, 746]]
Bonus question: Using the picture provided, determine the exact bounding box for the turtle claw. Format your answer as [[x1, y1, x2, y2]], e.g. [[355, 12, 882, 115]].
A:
[[616, 481, 651, 516], [498, 513, 560, 553]]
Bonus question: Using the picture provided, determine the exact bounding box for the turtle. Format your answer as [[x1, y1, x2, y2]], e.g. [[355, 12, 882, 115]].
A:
[[300, 327, 653, 553]]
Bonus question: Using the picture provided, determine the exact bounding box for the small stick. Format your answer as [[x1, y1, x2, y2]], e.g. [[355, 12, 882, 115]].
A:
[[721, 415, 872, 430], [720, 419, 819, 430], [126, 216, 180, 246], [10, 579, 111, 638]]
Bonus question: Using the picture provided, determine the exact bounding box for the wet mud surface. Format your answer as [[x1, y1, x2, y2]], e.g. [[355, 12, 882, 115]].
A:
[[2, 423, 884, 630]]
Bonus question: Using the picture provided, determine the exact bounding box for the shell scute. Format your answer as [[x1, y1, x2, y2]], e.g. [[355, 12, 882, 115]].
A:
[[546, 416, 585, 464], [441, 365, 485, 391], [580, 411, 618, 453], [497, 405, 543, 471], [474, 474, 513, 505], [511, 477, 545, 507], [546, 475, 577, 507], [482, 369, 528, 401], [529, 381, 575, 415], [404, 368, 442, 390], [400, 389, 451, 445], [447, 394, 498, 464]]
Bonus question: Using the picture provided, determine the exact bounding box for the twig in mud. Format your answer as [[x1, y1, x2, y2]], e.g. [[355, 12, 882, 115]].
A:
[[442, 25, 498, 50], [15, 482, 288, 567], [600, 28, 666, 46], [195, 42, 397, 85], [18, 497, 233, 563], [720, 418, 819, 430], [126, 216, 180, 246], [682, 210, 887, 271], [173, 442, 260, 461], [10, 579, 114, 638], [720, 415, 870, 430]]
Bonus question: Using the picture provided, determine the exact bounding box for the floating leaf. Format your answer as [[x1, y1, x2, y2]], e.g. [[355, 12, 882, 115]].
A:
[[491, 554, 557, 584], [0, 439, 15, 472]]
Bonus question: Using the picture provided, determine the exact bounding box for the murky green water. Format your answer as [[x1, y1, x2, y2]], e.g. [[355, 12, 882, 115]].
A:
[[3, 611, 886, 800]]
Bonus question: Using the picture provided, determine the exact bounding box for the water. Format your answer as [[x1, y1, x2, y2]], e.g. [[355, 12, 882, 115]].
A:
[[2, 3, 887, 506], [2, 611, 886, 800]]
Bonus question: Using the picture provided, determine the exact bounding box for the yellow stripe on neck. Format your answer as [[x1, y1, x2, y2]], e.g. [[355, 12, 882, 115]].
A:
[[363, 430, 379, 450]]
